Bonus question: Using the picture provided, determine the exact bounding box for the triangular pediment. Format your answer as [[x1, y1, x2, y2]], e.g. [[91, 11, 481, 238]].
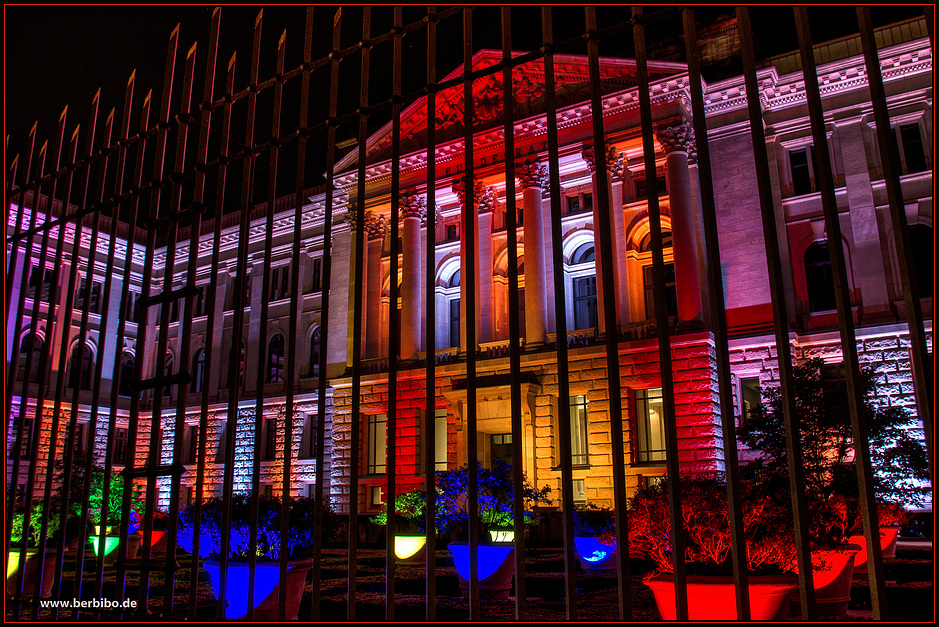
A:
[[335, 50, 685, 174]]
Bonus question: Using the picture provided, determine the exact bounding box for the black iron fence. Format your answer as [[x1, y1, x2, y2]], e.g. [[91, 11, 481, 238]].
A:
[[5, 6, 933, 621]]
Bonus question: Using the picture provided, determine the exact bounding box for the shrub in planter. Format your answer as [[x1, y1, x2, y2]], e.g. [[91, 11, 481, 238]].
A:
[[370, 489, 433, 563], [573, 503, 617, 569], [75, 469, 146, 562], [177, 494, 328, 619], [7, 502, 65, 599], [435, 460, 551, 597], [629, 474, 802, 620]]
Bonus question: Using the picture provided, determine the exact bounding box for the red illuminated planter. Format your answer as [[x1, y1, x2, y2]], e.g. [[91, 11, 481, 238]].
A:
[[789, 545, 860, 618], [644, 573, 796, 620], [850, 527, 901, 571]]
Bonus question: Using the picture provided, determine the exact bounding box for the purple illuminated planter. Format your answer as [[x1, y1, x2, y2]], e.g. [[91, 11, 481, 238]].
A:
[[203, 558, 312, 620], [574, 536, 617, 570], [448, 543, 515, 598]]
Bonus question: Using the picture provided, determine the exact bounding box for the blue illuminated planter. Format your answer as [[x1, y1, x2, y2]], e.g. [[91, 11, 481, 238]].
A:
[[448, 543, 515, 598], [203, 559, 312, 620], [574, 535, 617, 570]]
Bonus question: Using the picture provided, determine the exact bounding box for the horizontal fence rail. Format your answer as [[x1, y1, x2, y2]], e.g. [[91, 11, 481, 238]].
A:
[[5, 6, 933, 622]]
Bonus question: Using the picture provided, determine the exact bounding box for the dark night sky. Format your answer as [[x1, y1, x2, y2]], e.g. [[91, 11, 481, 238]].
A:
[[4, 6, 926, 191]]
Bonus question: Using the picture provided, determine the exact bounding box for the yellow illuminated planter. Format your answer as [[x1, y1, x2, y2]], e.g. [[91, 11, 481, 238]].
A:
[[489, 529, 514, 543], [6, 550, 56, 598], [394, 535, 427, 564]]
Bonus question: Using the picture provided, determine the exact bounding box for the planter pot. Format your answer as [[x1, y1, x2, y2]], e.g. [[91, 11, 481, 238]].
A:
[[644, 573, 797, 620], [203, 558, 312, 620], [448, 543, 515, 599], [574, 536, 617, 570], [394, 535, 427, 565], [789, 545, 860, 618], [90, 532, 142, 565], [849, 527, 901, 571], [489, 529, 514, 543], [6, 550, 57, 598]]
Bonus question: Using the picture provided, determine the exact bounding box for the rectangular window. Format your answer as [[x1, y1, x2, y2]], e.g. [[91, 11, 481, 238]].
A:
[[194, 285, 208, 318], [566, 196, 581, 213], [573, 276, 598, 330], [27, 266, 53, 302], [76, 277, 103, 314], [309, 257, 322, 294], [583, 192, 593, 211], [270, 265, 290, 302], [446, 224, 458, 241], [262, 417, 277, 461], [183, 424, 198, 465], [181, 485, 195, 506], [899, 123, 928, 174], [491, 433, 513, 466], [300, 413, 316, 460], [572, 479, 586, 503], [113, 427, 129, 465], [419, 408, 448, 473], [366, 414, 387, 475], [738, 376, 761, 425], [449, 298, 461, 349], [122, 290, 139, 323], [643, 263, 677, 320], [569, 395, 590, 466], [636, 388, 666, 463], [20, 418, 34, 460]]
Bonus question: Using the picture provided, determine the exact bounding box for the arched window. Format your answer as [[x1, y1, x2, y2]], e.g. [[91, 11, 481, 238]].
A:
[[190, 348, 206, 393], [448, 269, 461, 288], [805, 241, 836, 312], [17, 334, 45, 382], [908, 225, 933, 298], [571, 242, 595, 264], [163, 353, 175, 397], [238, 342, 247, 390], [67, 343, 94, 391], [309, 328, 322, 378], [118, 354, 134, 396], [267, 334, 285, 383]]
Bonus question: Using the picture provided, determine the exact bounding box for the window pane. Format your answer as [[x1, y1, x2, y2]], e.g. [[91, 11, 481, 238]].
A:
[[569, 395, 589, 466], [636, 388, 666, 463], [367, 414, 387, 474]]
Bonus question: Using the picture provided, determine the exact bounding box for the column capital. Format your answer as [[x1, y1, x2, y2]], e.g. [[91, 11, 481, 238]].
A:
[[516, 160, 548, 190], [399, 189, 426, 221], [582, 144, 624, 180], [477, 185, 498, 214], [656, 122, 696, 160], [451, 176, 485, 207], [343, 206, 385, 239]]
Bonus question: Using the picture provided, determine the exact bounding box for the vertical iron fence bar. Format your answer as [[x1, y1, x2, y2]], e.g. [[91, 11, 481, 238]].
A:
[[10, 122, 60, 617], [385, 7, 404, 620], [75, 82, 130, 614], [119, 22, 180, 609], [461, 6, 481, 619], [856, 7, 934, 484], [423, 7, 438, 621], [189, 8, 225, 619], [349, 8, 373, 620], [248, 12, 281, 620], [4, 135, 48, 531], [4, 123, 37, 316], [284, 5, 315, 622], [37, 123, 84, 613], [90, 75, 142, 618], [794, 8, 890, 618], [91, 86, 152, 619], [157, 39, 198, 617], [680, 7, 750, 620], [540, 7, 579, 620], [736, 7, 817, 619], [53, 91, 110, 613], [311, 7, 343, 620], [585, 7, 632, 619], [632, 7, 687, 618], [16, 112, 71, 612], [219, 11, 262, 619], [499, 8, 527, 620]]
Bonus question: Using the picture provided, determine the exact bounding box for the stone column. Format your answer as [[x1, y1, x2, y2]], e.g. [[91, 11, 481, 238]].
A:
[[365, 214, 385, 359], [583, 144, 626, 336], [656, 122, 703, 325], [208, 268, 229, 396], [517, 161, 549, 347], [452, 177, 484, 353], [399, 191, 425, 361]]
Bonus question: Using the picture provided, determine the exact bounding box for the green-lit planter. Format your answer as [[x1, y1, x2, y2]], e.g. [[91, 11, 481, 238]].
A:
[[90, 531, 141, 565]]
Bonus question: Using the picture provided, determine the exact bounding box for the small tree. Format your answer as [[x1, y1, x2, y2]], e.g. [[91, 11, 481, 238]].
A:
[[737, 358, 930, 509]]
